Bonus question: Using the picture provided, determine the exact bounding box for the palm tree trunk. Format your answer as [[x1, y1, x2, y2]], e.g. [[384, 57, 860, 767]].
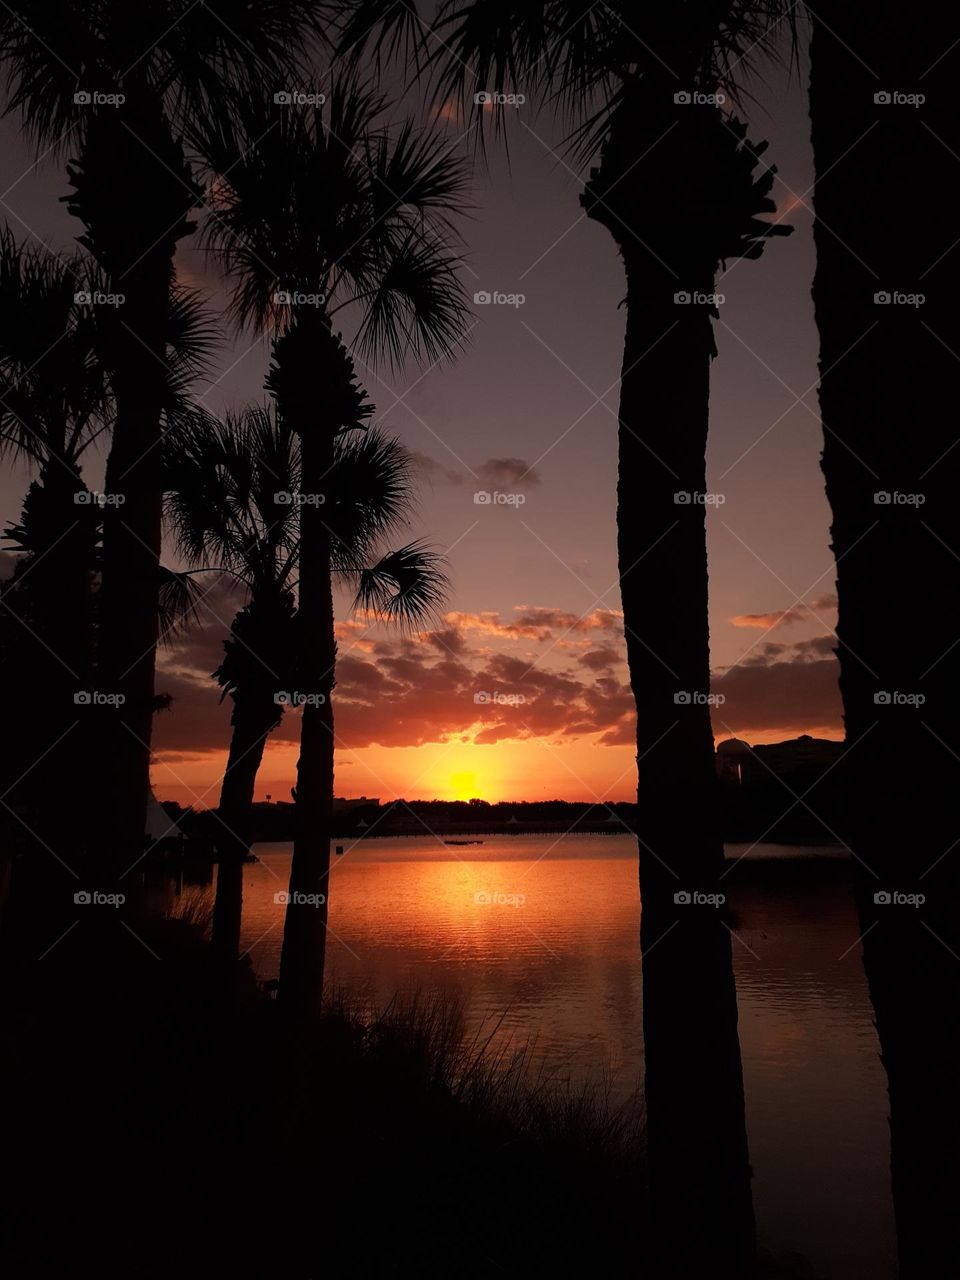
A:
[[211, 694, 278, 972], [278, 424, 336, 1019], [620, 262, 755, 1279], [809, 6, 960, 1273], [582, 82, 757, 1274], [69, 93, 199, 883]]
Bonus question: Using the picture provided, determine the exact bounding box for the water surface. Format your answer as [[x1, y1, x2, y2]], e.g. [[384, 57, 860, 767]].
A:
[[196, 834, 895, 1278]]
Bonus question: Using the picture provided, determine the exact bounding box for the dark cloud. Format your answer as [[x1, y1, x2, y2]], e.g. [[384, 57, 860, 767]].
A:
[[409, 450, 465, 486], [474, 457, 542, 489]]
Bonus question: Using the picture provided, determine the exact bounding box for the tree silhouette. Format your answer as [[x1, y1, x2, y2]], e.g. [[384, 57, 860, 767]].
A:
[[394, 4, 794, 1271], [166, 405, 448, 988], [191, 75, 468, 1015], [0, 0, 332, 872]]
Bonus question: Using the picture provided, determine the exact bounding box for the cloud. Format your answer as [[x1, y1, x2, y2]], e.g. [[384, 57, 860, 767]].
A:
[[730, 607, 809, 630], [730, 594, 839, 632], [714, 635, 842, 735], [151, 599, 635, 761], [578, 645, 621, 672], [714, 658, 841, 735], [443, 606, 622, 644], [409, 450, 465, 486], [474, 457, 542, 489], [150, 588, 841, 774], [408, 453, 543, 491]]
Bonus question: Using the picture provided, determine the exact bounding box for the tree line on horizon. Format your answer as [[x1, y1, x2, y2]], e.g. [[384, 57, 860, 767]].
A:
[[1, 2, 959, 1276]]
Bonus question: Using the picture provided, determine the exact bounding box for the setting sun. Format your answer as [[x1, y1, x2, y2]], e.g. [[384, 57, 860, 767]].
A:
[[449, 770, 480, 801]]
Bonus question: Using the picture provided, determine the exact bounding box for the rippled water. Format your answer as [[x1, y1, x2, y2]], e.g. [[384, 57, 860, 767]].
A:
[[186, 834, 896, 1278]]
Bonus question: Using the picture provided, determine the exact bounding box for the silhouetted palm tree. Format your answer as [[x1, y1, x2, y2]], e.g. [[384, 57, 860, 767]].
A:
[[371, 4, 793, 1270], [808, 8, 960, 1272], [165, 405, 448, 980], [0, 228, 212, 873], [191, 76, 468, 1014], [0, 0, 331, 870]]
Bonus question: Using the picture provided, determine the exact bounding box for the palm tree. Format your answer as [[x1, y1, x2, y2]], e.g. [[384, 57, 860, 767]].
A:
[[808, 8, 960, 1271], [0, 226, 215, 886], [0, 0, 332, 872], [353, 4, 793, 1270], [191, 77, 469, 1014], [0, 231, 105, 866], [165, 405, 448, 979]]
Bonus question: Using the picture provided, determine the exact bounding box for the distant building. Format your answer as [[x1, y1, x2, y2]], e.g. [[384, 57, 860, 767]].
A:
[[332, 796, 380, 813], [716, 734, 844, 783], [716, 738, 754, 784]]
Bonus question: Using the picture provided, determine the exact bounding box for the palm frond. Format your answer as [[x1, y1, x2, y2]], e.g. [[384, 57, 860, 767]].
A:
[[353, 540, 449, 629], [157, 565, 206, 643], [329, 427, 415, 570]]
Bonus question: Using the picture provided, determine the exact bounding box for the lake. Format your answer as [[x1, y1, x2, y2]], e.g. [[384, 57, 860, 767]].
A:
[[181, 834, 896, 1278]]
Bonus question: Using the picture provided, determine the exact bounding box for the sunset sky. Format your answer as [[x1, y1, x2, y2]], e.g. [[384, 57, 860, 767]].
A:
[[0, 47, 844, 807]]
